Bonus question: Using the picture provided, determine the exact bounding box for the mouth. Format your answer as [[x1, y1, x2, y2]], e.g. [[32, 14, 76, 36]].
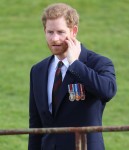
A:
[[52, 44, 62, 48], [52, 44, 61, 46]]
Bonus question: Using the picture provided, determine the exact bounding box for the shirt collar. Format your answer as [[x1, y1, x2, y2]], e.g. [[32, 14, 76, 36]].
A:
[[54, 56, 70, 69]]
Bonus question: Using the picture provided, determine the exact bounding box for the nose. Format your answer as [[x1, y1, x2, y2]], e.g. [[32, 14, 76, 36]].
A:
[[51, 33, 60, 41]]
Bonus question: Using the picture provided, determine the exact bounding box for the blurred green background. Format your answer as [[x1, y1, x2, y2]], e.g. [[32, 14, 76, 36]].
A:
[[0, 0, 129, 149]]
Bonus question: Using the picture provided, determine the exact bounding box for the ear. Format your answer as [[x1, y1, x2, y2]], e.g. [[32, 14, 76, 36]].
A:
[[72, 25, 78, 37]]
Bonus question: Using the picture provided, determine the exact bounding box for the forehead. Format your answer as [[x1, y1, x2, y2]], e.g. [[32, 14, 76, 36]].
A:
[[45, 17, 69, 30]]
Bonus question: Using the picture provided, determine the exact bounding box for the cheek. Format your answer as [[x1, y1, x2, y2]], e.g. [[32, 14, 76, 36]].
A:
[[45, 35, 51, 42], [60, 34, 67, 40]]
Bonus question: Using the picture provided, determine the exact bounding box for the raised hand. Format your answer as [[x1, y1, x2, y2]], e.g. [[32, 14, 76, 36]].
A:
[[65, 37, 81, 64]]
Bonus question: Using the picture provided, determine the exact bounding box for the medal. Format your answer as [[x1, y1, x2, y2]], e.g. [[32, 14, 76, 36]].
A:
[[79, 84, 85, 100], [68, 83, 86, 101], [74, 84, 81, 101], [68, 84, 75, 101]]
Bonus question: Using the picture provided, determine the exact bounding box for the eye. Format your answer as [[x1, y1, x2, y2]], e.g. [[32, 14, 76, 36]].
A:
[[58, 31, 65, 34], [47, 31, 53, 34]]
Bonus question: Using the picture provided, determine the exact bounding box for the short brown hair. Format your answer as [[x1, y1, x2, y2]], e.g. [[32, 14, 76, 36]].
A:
[[42, 3, 79, 29]]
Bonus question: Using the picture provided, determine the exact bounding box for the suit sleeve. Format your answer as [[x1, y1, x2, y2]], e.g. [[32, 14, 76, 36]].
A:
[[28, 67, 43, 150], [68, 57, 117, 102]]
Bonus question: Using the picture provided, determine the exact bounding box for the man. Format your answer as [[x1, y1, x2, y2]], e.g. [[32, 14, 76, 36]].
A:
[[28, 3, 117, 150]]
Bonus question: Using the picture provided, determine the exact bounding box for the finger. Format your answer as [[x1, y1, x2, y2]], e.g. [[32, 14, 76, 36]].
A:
[[73, 39, 81, 48], [66, 37, 75, 46], [65, 37, 73, 46], [71, 37, 76, 45]]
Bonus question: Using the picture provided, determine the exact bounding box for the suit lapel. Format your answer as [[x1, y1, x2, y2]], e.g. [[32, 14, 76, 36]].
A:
[[54, 70, 75, 116], [36, 56, 53, 112]]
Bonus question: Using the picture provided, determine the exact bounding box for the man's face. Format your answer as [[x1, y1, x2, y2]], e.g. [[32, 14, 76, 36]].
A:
[[45, 17, 76, 59]]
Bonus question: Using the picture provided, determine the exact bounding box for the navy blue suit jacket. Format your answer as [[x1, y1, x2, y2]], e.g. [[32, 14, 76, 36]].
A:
[[28, 45, 117, 150]]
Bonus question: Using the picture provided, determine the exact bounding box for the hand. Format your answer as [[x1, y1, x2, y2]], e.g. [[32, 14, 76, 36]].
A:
[[65, 37, 81, 64]]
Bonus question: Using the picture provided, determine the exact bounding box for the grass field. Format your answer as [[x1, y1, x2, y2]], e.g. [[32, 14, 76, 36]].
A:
[[0, 0, 129, 149]]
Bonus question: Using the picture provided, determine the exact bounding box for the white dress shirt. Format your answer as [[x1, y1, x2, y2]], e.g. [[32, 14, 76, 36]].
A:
[[47, 56, 70, 113]]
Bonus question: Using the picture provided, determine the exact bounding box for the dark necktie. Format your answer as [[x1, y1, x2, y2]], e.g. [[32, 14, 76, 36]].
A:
[[52, 61, 63, 115]]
